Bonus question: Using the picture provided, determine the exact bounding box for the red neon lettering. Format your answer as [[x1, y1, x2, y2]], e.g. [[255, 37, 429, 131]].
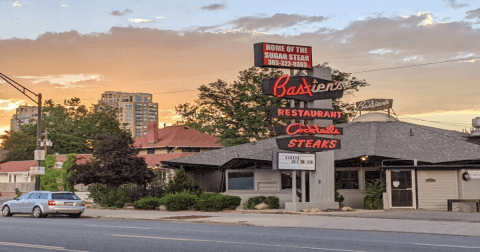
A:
[[298, 109, 304, 116], [286, 123, 302, 136], [297, 139, 306, 147], [292, 109, 298, 117], [304, 110, 311, 117], [313, 140, 322, 148], [324, 111, 330, 117], [278, 109, 285, 116], [285, 109, 291, 116], [288, 139, 297, 148], [273, 74, 290, 97], [317, 111, 323, 117], [301, 78, 313, 97], [305, 140, 313, 148], [329, 140, 338, 148], [337, 112, 342, 118], [321, 140, 330, 148]]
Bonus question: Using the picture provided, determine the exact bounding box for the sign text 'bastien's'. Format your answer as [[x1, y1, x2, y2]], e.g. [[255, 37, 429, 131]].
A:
[[262, 74, 344, 101]]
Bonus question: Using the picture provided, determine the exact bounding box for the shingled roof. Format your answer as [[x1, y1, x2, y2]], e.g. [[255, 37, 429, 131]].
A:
[[162, 120, 480, 168], [134, 125, 222, 148]]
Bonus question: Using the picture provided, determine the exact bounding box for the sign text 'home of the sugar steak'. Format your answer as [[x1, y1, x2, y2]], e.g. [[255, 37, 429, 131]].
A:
[[276, 136, 341, 152], [262, 74, 344, 101], [269, 107, 343, 120], [275, 124, 343, 136], [254, 43, 313, 69]]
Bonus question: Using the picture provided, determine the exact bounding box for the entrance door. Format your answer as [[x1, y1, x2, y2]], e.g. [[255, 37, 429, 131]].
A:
[[390, 170, 415, 208]]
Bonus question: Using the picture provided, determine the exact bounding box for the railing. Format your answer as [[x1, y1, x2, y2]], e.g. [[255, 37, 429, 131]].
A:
[[0, 182, 35, 193]]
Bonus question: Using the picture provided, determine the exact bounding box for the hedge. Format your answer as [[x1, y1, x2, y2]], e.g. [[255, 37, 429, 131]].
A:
[[133, 196, 162, 210], [161, 192, 199, 211], [197, 194, 241, 211], [243, 196, 279, 210]]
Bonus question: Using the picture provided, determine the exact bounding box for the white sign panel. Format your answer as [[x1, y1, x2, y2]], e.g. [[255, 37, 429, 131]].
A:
[[34, 150, 45, 161], [467, 170, 480, 179], [30, 167, 45, 175], [278, 153, 315, 170]]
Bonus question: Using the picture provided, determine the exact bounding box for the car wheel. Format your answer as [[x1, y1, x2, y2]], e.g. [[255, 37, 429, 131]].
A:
[[32, 206, 45, 218], [2, 206, 13, 217]]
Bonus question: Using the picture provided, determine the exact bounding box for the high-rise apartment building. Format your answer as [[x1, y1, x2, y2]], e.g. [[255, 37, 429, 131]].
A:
[[98, 91, 159, 138], [10, 105, 39, 132]]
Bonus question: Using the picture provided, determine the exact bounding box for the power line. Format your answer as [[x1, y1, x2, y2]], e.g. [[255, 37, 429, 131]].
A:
[[398, 115, 471, 128], [351, 56, 480, 74]]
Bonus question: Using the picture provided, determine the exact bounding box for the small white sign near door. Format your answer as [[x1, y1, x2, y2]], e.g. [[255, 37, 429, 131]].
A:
[[278, 153, 315, 170], [393, 181, 400, 187], [467, 170, 480, 179]]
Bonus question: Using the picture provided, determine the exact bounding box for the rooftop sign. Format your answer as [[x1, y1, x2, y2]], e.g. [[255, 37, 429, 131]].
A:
[[356, 99, 393, 111], [274, 124, 343, 136], [262, 74, 344, 101], [254, 43, 313, 69]]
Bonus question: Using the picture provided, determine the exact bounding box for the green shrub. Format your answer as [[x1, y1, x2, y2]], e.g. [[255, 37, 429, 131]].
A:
[[335, 182, 345, 208], [133, 196, 162, 210], [165, 167, 202, 197], [87, 184, 130, 208], [363, 180, 386, 210], [243, 196, 279, 210], [197, 195, 241, 211], [162, 191, 199, 211]]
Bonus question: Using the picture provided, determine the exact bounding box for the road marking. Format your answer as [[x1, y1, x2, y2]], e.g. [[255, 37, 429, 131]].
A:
[[112, 234, 366, 252], [0, 241, 88, 252], [86, 224, 152, 229], [412, 243, 480, 249]]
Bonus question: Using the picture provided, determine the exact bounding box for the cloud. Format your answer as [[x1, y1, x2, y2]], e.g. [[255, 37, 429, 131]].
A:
[[0, 99, 25, 111], [61, 4, 68, 7], [110, 9, 133, 16], [466, 8, 480, 19], [156, 16, 164, 19], [129, 18, 154, 23], [201, 3, 226, 11], [15, 74, 103, 89], [227, 13, 327, 30], [444, 0, 469, 9], [13, 0, 20, 7]]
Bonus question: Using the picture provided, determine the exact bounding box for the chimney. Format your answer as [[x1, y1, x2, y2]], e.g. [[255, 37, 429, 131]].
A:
[[147, 122, 159, 144]]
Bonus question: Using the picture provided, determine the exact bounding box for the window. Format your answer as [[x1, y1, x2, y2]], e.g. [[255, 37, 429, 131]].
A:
[[147, 148, 155, 154], [365, 170, 382, 185], [17, 193, 31, 200], [335, 171, 359, 189], [135, 96, 143, 102], [125, 104, 132, 110], [281, 172, 292, 189], [228, 172, 254, 190], [52, 193, 80, 200], [28, 193, 41, 199], [39, 193, 48, 200], [182, 148, 200, 153]]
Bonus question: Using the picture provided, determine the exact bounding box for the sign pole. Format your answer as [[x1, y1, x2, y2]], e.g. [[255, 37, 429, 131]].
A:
[[35, 93, 42, 191], [289, 69, 297, 203]]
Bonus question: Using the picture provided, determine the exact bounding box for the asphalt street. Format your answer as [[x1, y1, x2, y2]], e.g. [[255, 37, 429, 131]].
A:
[[2, 215, 480, 252]]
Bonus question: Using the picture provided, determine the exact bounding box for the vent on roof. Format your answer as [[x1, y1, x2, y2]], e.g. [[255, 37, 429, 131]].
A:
[[470, 117, 480, 137]]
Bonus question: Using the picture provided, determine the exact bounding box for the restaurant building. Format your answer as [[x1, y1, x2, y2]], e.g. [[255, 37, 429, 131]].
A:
[[162, 112, 480, 210]]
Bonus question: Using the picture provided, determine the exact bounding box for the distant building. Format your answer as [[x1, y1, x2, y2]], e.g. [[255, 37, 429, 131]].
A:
[[97, 91, 158, 138], [10, 105, 39, 132]]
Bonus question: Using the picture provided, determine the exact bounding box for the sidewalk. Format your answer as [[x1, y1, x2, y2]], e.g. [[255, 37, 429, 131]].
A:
[[82, 208, 480, 237]]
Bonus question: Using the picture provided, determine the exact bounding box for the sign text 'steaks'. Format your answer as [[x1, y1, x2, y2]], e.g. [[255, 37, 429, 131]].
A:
[[276, 136, 341, 152]]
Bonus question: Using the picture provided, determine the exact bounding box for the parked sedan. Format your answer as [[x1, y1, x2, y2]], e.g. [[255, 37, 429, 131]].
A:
[[1, 191, 85, 218]]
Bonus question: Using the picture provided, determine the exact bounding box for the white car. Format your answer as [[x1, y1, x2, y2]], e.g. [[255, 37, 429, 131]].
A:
[[2, 191, 85, 218]]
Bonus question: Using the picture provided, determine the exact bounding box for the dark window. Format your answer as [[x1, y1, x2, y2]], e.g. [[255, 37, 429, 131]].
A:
[[281, 172, 292, 189], [335, 171, 359, 189], [182, 148, 200, 153], [365, 170, 382, 185], [147, 148, 155, 154], [39, 193, 48, 200], [228, 172, 254, 190], [167, 147, 175, 153], [52, 193, 80, 200], [28, 193, 41, 199]]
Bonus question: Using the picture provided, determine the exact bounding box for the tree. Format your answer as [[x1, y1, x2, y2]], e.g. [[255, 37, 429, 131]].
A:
[[68, 132, 155, 188], [164, 166, 202, 196], [0, 98, 127, 161], [175, 65, 369, 146], [40, 154, 61, 191], [175, 67, 287, 146]]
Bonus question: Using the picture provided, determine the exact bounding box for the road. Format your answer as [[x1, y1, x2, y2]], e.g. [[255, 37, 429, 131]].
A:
[[1, 215, 480, 252]]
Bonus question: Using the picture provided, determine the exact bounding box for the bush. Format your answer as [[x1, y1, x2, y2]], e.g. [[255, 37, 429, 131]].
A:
[[123, 183, 164, 203], [87, 184, 130, 208], [363, 180, 386, 210], [243, 196, 279, 210], [197, 194, 241, 211], [133, 196, 163, 210], [162, 191, 199, 211], [335, 182, 345, 208], [165, 167, 202, 197]]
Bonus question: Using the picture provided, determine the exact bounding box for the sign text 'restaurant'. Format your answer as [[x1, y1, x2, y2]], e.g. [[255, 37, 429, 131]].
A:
[[269, 107, 343, 120]]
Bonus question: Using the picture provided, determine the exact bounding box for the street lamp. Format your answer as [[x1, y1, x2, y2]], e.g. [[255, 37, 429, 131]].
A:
[[0, 72, 43, 190]]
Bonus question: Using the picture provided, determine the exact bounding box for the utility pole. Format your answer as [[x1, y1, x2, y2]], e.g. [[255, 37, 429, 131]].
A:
[[0, 73, 43, 190]]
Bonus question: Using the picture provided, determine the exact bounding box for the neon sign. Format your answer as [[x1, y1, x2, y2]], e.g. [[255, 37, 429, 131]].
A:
[[275, 124, 343, 136]]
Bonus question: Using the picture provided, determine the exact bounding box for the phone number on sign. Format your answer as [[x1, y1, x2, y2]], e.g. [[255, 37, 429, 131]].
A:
[[267, 59, 308, 68]]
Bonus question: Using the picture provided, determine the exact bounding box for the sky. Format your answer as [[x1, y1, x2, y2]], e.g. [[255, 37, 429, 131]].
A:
[[1, 0, 480, 137]]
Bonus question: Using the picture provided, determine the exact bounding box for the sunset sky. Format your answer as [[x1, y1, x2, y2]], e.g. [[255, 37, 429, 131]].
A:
[[1, 0, 479, 137]]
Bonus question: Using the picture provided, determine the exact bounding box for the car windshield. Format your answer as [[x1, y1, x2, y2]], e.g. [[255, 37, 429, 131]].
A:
[[52, 193, 80, 200]]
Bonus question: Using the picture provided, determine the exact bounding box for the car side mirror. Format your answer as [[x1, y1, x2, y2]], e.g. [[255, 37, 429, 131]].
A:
[[13, 198, 18, 200]]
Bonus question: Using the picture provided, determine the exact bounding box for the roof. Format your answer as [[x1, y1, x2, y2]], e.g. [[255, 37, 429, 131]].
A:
[[134, 126, 222, 148], [162, 120, 480, 168], [0, 160, 36, 173], [138, 153, 195, 167]]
